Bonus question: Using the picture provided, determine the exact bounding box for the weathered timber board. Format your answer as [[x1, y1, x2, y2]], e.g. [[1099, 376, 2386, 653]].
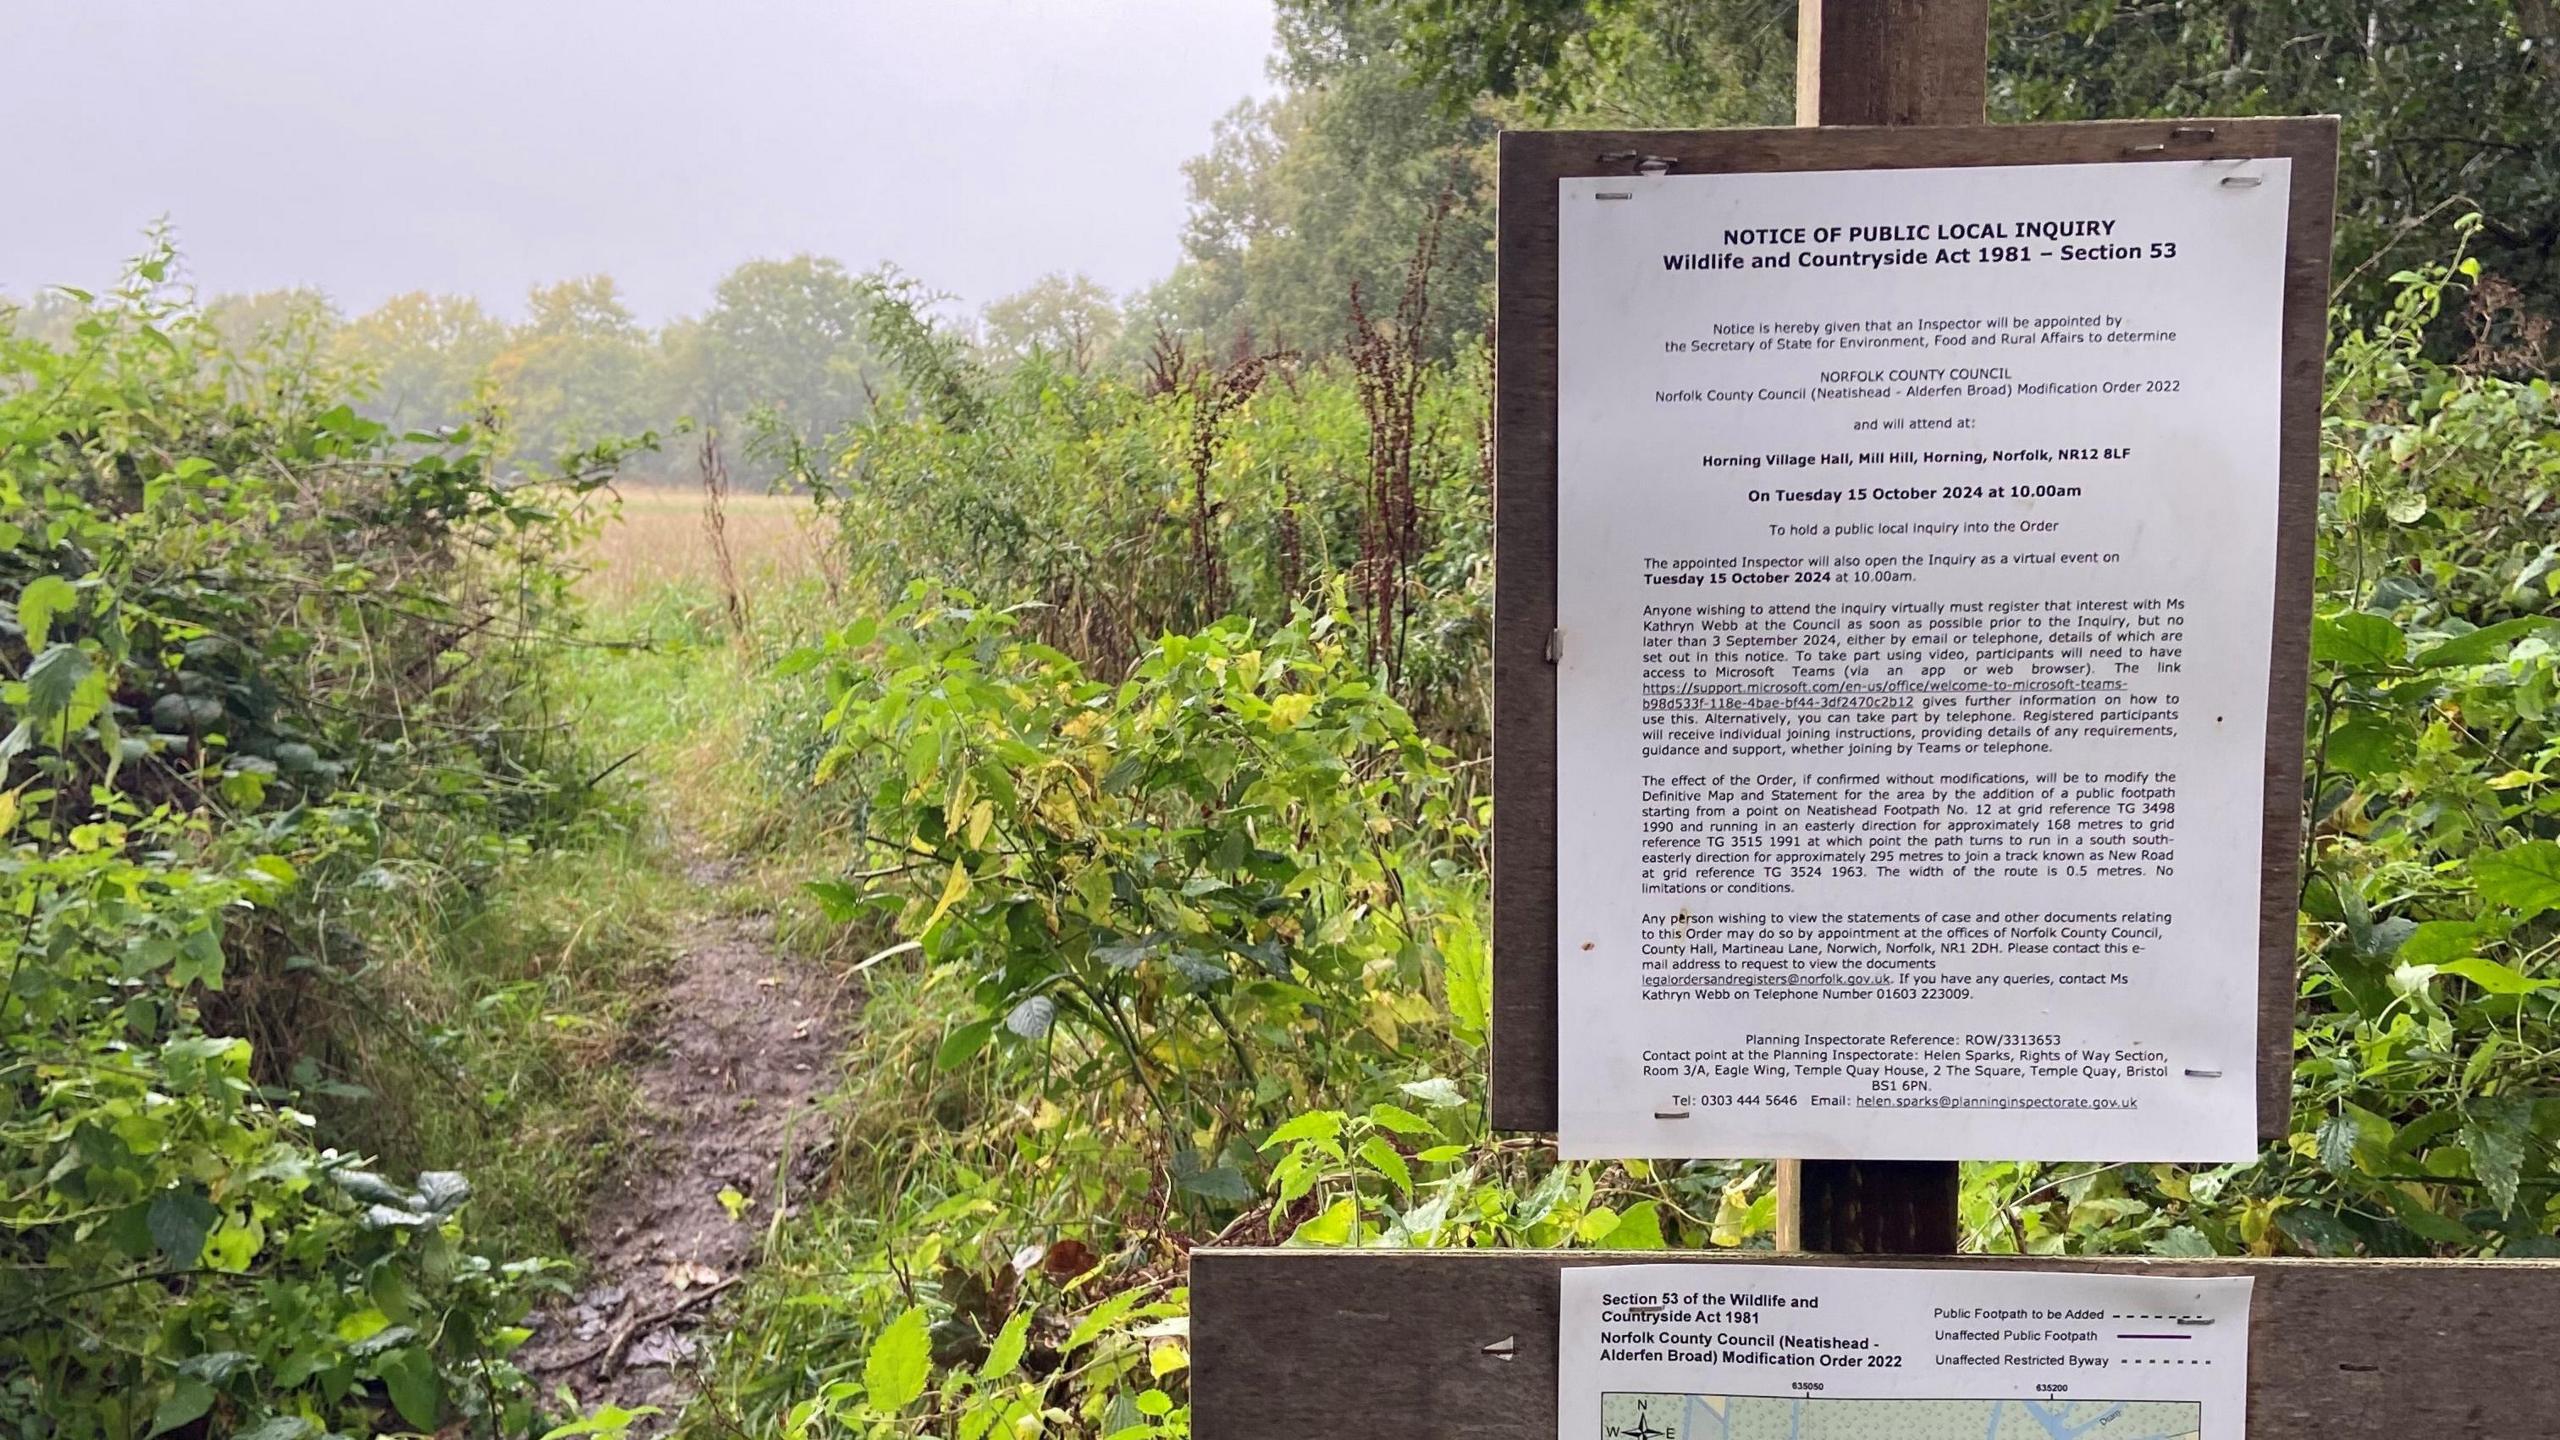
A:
[[1491, 117, 2339, 1140], [1193, 1248, 2560, 1438], [1795, 0, 1990, 127]]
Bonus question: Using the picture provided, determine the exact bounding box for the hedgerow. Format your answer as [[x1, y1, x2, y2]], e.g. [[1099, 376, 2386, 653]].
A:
[[0, 240, 631, 1438]]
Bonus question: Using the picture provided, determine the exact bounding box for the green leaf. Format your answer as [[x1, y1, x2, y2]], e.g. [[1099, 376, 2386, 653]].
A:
[[347, 1324, 418, 1358], [145, 1187, 218, 1265], [1365, 1103, 1436, 1137], [538, 1406, 663, 1440], [2413, 617, 2554, 668], [864, 1305, 933, 1414], [332, 1170, 410, 1206], [2274, 1208, 2359, 1257], [2147, 1225, 2217, 1258], [22, 642, 92, 723], [2437, 957, 2551, 995], [803, 878, 868, 921], [1003, 993, 1056, 1040], [2463, 1099, 2533, 1215], [2474, 842, 2560, 918], [936, 1018, 996, 1070], [2311, 612, 2406, 669], [1357, 1135, 1412, 1196], [16, 575, 77, 651], [203, 1222, 261, 1270], [1603, 1200, 1668, 1250], [1173, 1150, 1255, 1204], [2320, 713, 2405, 781], [168, 923, 224, 992], [2384, 1189, 2477, 1247], [1439, 914, 1490, 1047], [1289, 1196, 1358, 1246], [415, 1170, 471, 1214], [146, 1380, 215, 1438], [1064, 1285, 1151, 1354], [2314, 1114, 2364, 1177], [2398, 920, 2485, 967], [378, 1345, 441, 1430], [2392, 1107, 2466, 1158], [979, 1311, 1033, 1383], [1260, 1110, 1344, 1150]]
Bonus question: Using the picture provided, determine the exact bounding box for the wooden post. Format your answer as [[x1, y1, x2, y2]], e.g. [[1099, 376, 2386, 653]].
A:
[[1774, 0, 1988, 1258], [1796, 0, 1989, 129]]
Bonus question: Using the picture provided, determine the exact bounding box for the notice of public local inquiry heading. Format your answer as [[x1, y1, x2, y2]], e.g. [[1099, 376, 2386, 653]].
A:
[[1554, 159, 2291, 1161]]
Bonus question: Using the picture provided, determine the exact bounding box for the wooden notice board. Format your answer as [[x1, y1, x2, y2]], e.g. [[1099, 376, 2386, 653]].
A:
[[1490, 117, 2339, 1142], [1193, 1248, 2560, 1439]]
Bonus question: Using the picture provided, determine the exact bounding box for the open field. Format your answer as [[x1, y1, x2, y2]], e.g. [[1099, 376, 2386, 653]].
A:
[[580, 484, 826, 612]]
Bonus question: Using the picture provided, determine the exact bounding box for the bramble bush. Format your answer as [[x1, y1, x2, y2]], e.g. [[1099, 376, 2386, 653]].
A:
[[0, 242, 630, 1436]]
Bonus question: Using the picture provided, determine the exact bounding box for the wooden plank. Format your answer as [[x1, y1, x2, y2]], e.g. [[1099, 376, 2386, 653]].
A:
[[1776, 1158, 1961, 1254], [1193, 1248, 2560, 1438], [1489, 118, 2339, 1141], [1490, 126, 1563, 1134], [1797, 0, 1989, 127], [2260, 129, 2337, 1136]]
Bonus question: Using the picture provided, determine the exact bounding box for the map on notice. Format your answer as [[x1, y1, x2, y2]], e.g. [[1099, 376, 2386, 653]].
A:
[[1602, 1394, 2201, 1440], [1561, 1266, 2249, 1440]]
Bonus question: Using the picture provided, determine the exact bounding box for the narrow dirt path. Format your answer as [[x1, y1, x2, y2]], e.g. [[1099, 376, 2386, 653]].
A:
[[520, 847, 845, 1424]]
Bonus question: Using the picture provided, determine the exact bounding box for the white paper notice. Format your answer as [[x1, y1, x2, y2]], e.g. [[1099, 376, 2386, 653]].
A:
[[1555, 160, 2291, 1161], [1562, 1264, 2253, 1440]]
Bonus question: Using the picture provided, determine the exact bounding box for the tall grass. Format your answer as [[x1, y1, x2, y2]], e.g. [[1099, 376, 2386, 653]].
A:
[[582, 486, 825, 616]]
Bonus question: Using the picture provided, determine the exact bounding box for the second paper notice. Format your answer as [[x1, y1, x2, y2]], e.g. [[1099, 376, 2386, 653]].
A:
[[1555, 160, 2291, 1160], [1560, 1264, 2252, 1440]]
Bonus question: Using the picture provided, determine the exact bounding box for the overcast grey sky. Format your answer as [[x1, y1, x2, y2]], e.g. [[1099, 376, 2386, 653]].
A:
[[0, 1, 1276, 323]]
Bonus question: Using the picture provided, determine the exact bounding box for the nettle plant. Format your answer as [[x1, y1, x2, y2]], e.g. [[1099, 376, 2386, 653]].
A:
[[793, 586, 1471, 1209]]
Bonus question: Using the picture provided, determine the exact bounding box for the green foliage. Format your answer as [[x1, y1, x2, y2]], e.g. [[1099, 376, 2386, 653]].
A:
[[691, 581, 1751, 1435], [795, 589, 1469, 1173], [1365, 0, 2560, 330], [1342, 0, 1795, 125], [0, 239, 619, 1435], [485, 277, 661, 470], [1990, 1, 2560, 324], [980, 273, 1123, 375], [656, 255, 880, 487], [1136, 9, 1498, 360], [335, 291, 508, 435], [797, 283, 1493, 747], [0, 813, 547, 1439], [772, 1286, 1192, 1440]]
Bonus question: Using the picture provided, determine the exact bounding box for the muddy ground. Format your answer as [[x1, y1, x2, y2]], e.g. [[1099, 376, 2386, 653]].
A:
[[518, 854, 845, 1425]]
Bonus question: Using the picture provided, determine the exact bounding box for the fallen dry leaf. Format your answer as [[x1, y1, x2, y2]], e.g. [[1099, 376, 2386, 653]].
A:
[[663, 1260, 723, 1290], [1043, 1239, 1098, 1278]]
